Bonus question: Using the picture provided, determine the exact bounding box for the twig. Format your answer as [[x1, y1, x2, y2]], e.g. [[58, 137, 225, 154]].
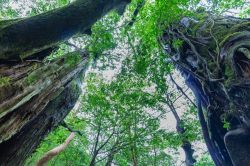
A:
[[170, 73, 197, 107], [61, 121, 83, 136]]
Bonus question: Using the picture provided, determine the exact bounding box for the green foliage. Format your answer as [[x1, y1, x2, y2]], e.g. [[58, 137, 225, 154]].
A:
[[57, 0, 69, 6], [209, 0, 245, 13], [222, 118, 230, 130], [25, 126, 90, 166], [1, 0, 247, 165], [80, 73, 173, 165], [181, 106, 202, 142], [195, 154, 214, 166], [26, 72, 39, 85], [89, 12, 120, 59], [0, 0, 71, 19]]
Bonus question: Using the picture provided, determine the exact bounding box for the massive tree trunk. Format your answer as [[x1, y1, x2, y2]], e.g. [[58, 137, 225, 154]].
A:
[[161, 16, 250, 166], [0, 0, 130, 165], [0, 0, 130, 61]]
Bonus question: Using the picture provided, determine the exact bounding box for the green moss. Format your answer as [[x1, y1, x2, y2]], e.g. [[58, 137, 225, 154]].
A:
[[0, 76, 11, 87], [230, 21, 250, 32], [219, 32, 242, 47], [192, 21, 205, 36], [64, 52, 82, 67], [50, 87, 65, 100], [26, 72, 39, 85], [172, 39, 183, 50], [0, 18, 20, 30], [208, 61, 216, 69]]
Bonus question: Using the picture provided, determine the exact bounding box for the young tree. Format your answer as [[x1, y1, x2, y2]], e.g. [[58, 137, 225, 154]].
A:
[[81, 74, 171, 166]]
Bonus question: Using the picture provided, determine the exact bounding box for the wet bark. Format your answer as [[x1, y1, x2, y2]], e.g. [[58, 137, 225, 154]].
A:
[[162, 16, 250, 166], [0, 0, 130, 165]]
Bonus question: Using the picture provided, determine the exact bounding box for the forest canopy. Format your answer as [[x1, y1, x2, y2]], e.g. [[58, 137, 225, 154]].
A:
[[1, 0, 250, 166]]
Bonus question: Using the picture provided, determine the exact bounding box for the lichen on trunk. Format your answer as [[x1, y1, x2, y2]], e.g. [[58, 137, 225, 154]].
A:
[[0, 77, 82, 165]]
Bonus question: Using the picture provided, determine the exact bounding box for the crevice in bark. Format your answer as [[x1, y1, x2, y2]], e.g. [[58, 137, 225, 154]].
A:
[[0, 51, 88, 143]]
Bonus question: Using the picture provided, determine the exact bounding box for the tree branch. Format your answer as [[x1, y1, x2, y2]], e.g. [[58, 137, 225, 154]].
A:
[[61, 121, 83, 136], [36, 132, 75, 166], [169, 74, 197, 107]]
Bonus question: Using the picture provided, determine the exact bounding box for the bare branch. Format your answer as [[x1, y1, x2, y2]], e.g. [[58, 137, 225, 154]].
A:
[[36, 132, 75, 166], [61, 121, 83, 136], [169, 74, 197, 107]]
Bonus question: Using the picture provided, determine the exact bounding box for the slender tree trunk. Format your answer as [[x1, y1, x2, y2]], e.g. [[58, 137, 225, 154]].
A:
[[0, 0, 130, 165], [162, 15, 250, 165], [165, 95, 196, 166], [89, 153, 98, 166], [89, 124, 101, 166]]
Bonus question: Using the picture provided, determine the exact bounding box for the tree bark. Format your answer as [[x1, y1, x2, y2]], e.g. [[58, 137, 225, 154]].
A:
[[162, 15, 250, 166], [0, 75, 82, 165], [0, 0, 130, 61], [0, 0, 130, 165]]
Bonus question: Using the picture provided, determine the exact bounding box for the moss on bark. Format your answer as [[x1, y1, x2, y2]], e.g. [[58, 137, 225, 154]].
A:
[[162, 15, 250, 166]]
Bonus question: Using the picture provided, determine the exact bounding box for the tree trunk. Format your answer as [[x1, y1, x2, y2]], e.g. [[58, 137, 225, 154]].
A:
[[0, 0, 130, 165], [0, 0, 130, 61], [162, 15, 250, 166], [165, 95, 196, 166], [0, 53, 87, 165]]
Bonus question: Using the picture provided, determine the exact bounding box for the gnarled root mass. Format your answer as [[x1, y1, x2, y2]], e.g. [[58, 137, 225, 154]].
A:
[[161, 16, 250, 166]]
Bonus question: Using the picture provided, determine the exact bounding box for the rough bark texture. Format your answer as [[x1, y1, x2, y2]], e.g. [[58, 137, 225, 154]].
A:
[[0, 53, 87, 165], [161, 16, 250, 166], [0, 51, 88, 143], [0, 77, 82, 165], [0, 0, 130, 165]]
